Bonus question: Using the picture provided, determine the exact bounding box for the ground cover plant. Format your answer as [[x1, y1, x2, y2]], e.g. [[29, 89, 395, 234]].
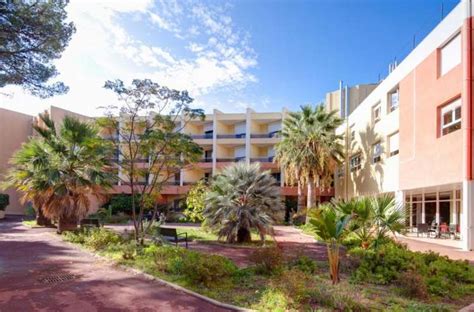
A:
[[63, 227, 474, 311]]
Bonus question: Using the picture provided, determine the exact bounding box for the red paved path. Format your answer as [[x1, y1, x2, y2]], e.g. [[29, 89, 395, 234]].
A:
[[0, 219, 230, 312]]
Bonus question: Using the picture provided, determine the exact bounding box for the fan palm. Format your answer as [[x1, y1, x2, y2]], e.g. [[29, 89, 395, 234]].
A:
[[203, 162, 282, 244], [276, 105, 343, 211], [4, 114, 114, 232], [308, 204, 351, 284]]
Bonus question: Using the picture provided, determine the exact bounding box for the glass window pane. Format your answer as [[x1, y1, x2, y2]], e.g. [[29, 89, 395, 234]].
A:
[[455, 107, 461, 120], [443, 112, 452, 125]]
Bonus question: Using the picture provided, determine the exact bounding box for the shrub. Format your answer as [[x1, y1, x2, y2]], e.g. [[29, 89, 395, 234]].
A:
[[272, 269, 312, 304], [397, 270, 428, 299], [83, 228, 122, 251], [250, 246, 284, 275], [184, 180, 208, 223], [169, 250, 237, 287], [349, 240, 474, 299], [254, 289, 289, 312], [0, 194, 9, 211], [289, 255, 317, 274]]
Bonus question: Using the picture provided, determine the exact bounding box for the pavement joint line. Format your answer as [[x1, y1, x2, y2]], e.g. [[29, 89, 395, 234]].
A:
[[51, 232, 252, 312]]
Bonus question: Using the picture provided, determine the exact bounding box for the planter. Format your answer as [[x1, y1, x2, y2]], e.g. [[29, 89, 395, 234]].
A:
[[0, 210, 5, 219]]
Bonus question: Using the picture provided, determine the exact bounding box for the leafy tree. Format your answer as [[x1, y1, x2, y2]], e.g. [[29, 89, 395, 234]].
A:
[[0, 1, 75, 97], [308, 204, 351, 284], [99, 79, 204, 244], [204, 162, 282, 244], [276, 105, 343, 210], [4, 114, 114, 232], [184, 179, 208, 223]]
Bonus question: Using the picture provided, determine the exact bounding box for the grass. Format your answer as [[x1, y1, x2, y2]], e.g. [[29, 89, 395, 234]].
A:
[[175, 226, 274, 246], [62, 228, 474, 311], [22, 220, 44, 228]]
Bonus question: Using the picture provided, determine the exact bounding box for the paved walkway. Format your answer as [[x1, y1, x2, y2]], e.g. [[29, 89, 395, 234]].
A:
[[0, 219, 230, 312], [395, 235, 474, 263]]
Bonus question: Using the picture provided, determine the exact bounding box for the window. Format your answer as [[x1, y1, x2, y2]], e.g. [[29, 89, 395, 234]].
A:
[[440, 98, 461, 136], [440, 33, 461, 76], [388, 88, 399, 112], [372, 142, 382, 163], [350, 154, 361, 172], [388, 132, 399, 157], [372, 104, 381, 123]]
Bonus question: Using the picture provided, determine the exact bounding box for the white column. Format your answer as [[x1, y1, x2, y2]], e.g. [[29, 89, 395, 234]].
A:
[[211, 110, 218, 175], [422, 193, 426, 224], [451, 189, 457, 225], [245, 108, 252, 164], [409, 195, 413, 228], [461, 181, 474, 251], [435, 191, 440, 224]]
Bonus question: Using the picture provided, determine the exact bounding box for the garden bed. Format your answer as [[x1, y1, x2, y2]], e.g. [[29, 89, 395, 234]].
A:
[[62, 228, 474, 311]]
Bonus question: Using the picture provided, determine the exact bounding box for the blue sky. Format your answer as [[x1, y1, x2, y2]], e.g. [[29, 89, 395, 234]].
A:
[[0, 0, 459, 116]]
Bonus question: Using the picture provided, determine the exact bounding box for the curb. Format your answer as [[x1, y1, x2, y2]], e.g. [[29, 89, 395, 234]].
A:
[[54, 233, 251, 312]]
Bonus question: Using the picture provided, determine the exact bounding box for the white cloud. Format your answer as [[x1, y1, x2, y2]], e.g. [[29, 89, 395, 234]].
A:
[[0, 0, 258, 117]]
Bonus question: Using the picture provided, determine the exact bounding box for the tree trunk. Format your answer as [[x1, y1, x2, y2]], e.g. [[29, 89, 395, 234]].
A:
[[307, 176, 315, 208], [297, 180, 305, 212], [36, 207, 52, 227], [57, 215, 78, 234], [237, 227, 252, 243]]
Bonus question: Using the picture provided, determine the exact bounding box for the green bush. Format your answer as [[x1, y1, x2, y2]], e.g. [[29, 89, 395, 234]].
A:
[[249, 246, 284, 275], [289, 255, 317, 274], [254, 289, 289, 312], [397, 270, 428, 299], [272, 269, 312, 304], [0, 194, 9, 211], [144, 245, 237, 287], [64, 228, 123, 251], [349, 240, 474, 299]]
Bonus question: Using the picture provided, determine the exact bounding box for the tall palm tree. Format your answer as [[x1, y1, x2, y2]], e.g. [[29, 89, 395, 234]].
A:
[[4, 114, 114, 233], [308, 204, 351, 284], [276, 105, 344, 210], [203, 162, 282, 244]]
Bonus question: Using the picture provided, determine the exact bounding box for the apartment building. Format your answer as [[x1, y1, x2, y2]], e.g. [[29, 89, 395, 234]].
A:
[[0, 105, 338, 216], [335, 0, 474, 250]]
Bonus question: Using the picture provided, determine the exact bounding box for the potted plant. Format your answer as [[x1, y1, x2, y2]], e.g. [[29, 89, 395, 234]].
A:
[[0, 194, 10, 219]]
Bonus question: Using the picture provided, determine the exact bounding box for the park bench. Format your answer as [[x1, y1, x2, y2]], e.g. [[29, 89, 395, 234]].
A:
[[157, 227, 188, 248], [80, 218, 101, 229]]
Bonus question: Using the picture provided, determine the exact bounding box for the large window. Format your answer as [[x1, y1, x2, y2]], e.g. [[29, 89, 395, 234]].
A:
[[388, 88, 399, 112], [440, 33, 461, 76], [440, 98, 461, 136], [388, 132, 399, 157], [372, 142, 382, 163], [350, 154, 361, 172]]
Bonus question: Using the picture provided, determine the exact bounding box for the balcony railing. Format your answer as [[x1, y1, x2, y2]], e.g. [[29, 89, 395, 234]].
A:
[[216, 133, 246, 139], [163, 181, 180, 186], [190, 134, 213, 139], [250, 156, 275, 163], [250, 131, 280, 139], [216, 157, 246, 162]]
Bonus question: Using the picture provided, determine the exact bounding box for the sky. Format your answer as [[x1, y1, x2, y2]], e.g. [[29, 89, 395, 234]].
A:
[[0, 0, 460, 117]]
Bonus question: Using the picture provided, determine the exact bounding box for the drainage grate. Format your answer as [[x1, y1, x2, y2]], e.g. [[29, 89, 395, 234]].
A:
[[38, 273, 79, 284]]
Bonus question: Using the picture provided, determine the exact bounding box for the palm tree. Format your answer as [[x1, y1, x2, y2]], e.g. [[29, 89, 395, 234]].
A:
[[4, 114, 114, 233], [334, 195, 405, 249], [308, 204, 351, 284], [203, 162, 282, 244], [276, 105, 343, 211]]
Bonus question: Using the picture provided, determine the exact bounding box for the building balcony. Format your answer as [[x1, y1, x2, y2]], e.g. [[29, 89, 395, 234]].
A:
[[216, 157, 245, 163], [250, 156, 275, 163], [250, 131, 280, 139], [216, 133, 246, 139], [198, 157, 213, 163], [190, 134, 213, 139]]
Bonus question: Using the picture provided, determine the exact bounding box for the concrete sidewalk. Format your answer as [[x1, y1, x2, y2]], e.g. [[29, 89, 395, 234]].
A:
[[0, 219, 229, 312]]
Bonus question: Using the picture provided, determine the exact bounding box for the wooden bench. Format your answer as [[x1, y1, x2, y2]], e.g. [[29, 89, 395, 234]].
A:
[[157, 227, 188, 248], [80, 218, 101, 229]]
